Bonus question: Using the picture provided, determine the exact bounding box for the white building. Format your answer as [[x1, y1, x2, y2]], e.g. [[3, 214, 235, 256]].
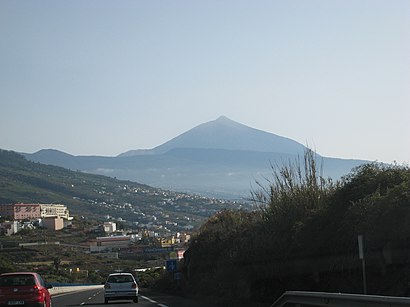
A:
[[103, 222, 117, 233], [40, 204, 72, 220], [1, 221, 20, 236]]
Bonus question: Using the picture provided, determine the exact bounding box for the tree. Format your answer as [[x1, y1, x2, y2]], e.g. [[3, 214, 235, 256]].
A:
[[251, 148, 336, 256]]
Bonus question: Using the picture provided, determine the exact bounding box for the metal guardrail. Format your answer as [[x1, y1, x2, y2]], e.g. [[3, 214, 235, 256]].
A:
[[49, 284, 103, 295], [271, 291, 410, 307]]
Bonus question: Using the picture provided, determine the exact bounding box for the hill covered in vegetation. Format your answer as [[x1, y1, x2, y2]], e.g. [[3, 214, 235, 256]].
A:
[[0, 149, 250, 231], [175, 151, 410, 306]]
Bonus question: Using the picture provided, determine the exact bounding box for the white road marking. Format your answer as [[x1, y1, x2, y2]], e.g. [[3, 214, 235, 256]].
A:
[[80, 294, 95, 305], [141, 295, 157, 303], [140, 295, 169, 307]]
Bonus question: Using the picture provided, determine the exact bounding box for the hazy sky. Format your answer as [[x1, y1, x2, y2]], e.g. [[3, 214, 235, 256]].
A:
[[1, 0, 409, 164]]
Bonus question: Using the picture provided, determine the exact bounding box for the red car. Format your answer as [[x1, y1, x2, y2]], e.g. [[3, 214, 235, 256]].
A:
[[0, 272, 52, 307]]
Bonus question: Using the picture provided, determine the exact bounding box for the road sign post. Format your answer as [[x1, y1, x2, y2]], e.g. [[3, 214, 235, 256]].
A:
[[358, 235, 367, 294]]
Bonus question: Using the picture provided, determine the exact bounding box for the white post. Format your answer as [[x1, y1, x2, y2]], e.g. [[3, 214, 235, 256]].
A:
[[358, 235, 367, 294]]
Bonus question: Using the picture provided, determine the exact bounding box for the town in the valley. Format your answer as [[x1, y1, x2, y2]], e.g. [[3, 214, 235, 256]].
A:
[[0, 203, 190, 261]]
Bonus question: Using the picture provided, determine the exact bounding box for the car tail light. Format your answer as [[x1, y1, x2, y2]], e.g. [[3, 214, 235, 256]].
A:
[[32, 285, 44, 294], [104, 283, 111, 289], [30, 286, 45, 302], [132, 282, 137, 289]]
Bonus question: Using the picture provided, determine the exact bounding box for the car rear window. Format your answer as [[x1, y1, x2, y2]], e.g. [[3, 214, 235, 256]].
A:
[[107, 275, 134, 283], [0, 275, 36, 286]]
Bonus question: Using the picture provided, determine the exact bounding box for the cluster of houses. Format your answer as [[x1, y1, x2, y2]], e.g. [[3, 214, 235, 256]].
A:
[[90, 221, 190, 259], [0, 204, 191, 260], [0, 203, 73, 235]]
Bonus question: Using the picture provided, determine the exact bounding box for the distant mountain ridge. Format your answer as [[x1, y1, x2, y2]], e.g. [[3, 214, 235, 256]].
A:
[[22, 116, 368, 198]]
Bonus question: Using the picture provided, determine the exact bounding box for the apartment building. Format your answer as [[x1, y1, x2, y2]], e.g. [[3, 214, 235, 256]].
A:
[[13, 204, 41, 220], [0, 203, 73, 231], [40, 204, 72, 220]]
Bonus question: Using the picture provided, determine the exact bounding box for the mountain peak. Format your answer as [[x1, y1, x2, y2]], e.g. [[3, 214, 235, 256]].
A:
[[212, 115, 243, 127], [150, 116, 306, 155], [119, 116, 307, 157], [215, 115, 232, 122]]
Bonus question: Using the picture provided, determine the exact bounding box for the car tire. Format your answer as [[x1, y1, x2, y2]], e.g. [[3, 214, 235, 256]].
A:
[[134, 296, 139, 303]]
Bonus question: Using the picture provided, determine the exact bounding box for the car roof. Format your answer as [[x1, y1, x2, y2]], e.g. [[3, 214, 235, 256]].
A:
[[0, 272, 38, 276], [108, 272, 134, 276]]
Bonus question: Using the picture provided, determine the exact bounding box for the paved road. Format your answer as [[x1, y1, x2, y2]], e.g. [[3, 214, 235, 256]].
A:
[[52, 288, 217, 307]]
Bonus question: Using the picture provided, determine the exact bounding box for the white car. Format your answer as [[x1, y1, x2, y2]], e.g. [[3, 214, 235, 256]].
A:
[[104, 272, 139, 304]]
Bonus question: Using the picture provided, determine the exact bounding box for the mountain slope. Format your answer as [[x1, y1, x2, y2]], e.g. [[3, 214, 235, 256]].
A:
[[22, 117, 369, 198], [0, 149, 150, 214], [0, 149, 244, 229]]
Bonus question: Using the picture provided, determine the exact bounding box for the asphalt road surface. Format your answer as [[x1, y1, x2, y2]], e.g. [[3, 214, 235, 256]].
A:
[[52, 288, 217, 307]]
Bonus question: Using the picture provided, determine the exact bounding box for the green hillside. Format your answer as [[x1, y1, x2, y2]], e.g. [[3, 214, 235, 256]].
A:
[[0, 149, 247, 229]]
